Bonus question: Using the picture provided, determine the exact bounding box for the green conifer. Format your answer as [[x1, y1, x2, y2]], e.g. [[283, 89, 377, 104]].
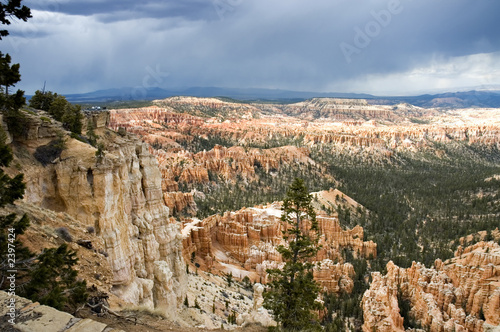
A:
[[264, 178, 322, 331]]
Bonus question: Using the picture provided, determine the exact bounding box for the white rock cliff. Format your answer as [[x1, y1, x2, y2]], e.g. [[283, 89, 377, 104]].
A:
[[20, 112, 186, 315]]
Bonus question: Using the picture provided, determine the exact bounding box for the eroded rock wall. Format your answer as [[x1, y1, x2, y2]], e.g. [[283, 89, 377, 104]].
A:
[[182, 198, 376, 293], [362, 242, 500, 332], [20, 112, 187, 315]]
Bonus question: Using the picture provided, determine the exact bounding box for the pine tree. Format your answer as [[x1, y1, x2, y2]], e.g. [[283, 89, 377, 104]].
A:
[[62, 103, 83, 135], [0, 1, 31, 137], [264, 178, 322, 331], [0, 52, 20, 95], [0, 1, 31, 40], [48, 94, 69, 122], [86, 117, 98, 147], [0, 51, 27, 138], [21, 244, 87, 310], [28, 90, 57, 112], [224, 271, 233, 287]]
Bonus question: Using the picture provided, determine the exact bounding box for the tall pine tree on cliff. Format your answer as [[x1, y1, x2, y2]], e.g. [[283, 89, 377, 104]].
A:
[[0, 0, 31, 137], [264, 178, 323, 331]]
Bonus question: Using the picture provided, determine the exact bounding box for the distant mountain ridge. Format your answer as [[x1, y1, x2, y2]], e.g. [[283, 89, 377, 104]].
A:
[[57, 86, 500, 108], [62, 87, 374, 103], [372, 90, 500, 108]]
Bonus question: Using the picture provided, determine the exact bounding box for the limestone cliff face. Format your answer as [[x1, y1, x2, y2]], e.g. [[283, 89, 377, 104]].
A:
[[362, 242, 500, 332], [182, 196, 376, 293], [20, 113, 187, 314]]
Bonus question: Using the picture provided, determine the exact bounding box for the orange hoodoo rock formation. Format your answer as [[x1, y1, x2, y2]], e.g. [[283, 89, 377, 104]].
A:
[[152, 143, 316, 184], [362, 241, 500, 332], [152, 143, 320, 216], [182, 192, 376, 294]]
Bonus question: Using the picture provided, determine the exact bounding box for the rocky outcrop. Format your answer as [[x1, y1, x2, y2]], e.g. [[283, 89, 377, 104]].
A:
[[236, 283, 277, 327], [163, 191, 197, 216], [362, 242, 500, 332], [0, 290, 122, 332], [314, 260, 356, 294], [18, 113, 187, 315], [316, 216, 377, 260], [82, 110, 110, 131], [15, 110, 63, 144], [361, 269, 405, 332]]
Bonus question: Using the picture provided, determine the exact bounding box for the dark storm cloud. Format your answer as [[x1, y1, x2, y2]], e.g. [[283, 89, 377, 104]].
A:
[[25, 0, 217, 22], [332, 0, 500, 74], [384, 1, 499, 56], [7, 0, 500, 95]]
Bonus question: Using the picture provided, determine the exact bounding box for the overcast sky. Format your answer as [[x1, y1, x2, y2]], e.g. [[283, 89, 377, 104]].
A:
[[3, 0, 500, 96]]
